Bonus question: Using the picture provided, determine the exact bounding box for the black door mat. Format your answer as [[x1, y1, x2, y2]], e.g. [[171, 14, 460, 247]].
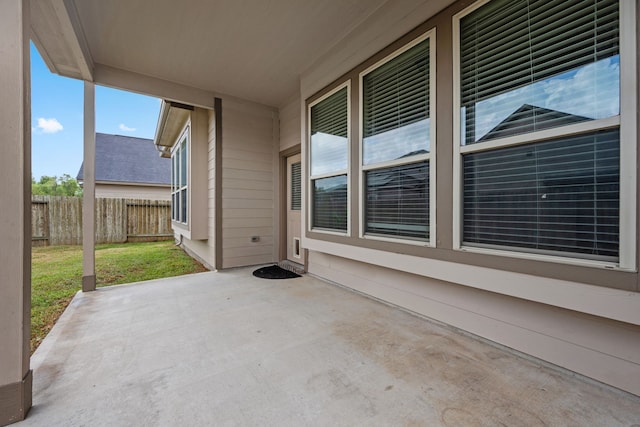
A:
[[253, 265, 301, 279]]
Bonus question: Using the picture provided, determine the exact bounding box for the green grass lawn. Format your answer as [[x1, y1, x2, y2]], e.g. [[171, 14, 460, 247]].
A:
[[31, 241, 208, 353]]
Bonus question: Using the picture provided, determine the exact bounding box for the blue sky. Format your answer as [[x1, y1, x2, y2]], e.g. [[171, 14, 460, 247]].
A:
[[31, 42, 160, 180]]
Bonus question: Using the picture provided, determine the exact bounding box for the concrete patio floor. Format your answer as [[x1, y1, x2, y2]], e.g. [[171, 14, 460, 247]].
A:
[[20, 267, 640, 426]]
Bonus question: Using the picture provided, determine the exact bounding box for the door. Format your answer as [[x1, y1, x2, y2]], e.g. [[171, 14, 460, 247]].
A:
[[286, 154, 302, 262]]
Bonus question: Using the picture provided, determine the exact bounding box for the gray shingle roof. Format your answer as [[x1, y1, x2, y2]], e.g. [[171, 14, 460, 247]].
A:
[[77, 133, 171, 185]]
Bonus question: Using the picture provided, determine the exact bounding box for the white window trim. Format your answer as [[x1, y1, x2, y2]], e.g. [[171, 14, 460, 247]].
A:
[[307, 80, 351, 236], [358, 29, 437, 247], [452, 0, 636, 271], [171, 124, 190, 226], [618, 0, 637, 270]]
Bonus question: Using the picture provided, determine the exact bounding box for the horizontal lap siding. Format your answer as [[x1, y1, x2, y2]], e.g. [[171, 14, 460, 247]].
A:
[[95, 184, 171, 201], [308, 251, 640, 396], [221, 101, 276, 268]]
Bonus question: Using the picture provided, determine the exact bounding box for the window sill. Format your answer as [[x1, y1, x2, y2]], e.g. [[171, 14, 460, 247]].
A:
[[456, 244, 633, 272], [310, 228, 350, 237], [361, 233, 432, 247]]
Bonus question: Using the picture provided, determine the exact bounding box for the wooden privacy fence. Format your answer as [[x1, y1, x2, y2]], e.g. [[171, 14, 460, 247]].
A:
[[32, 195, 173, 246]]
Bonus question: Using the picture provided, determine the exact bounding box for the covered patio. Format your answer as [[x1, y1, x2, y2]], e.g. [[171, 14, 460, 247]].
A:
[[20, 270, 640, 426], [3, 0, 640, 423]]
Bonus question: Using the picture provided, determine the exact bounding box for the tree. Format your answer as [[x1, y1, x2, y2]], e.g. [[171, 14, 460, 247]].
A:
[[32, 174, 83, 197]]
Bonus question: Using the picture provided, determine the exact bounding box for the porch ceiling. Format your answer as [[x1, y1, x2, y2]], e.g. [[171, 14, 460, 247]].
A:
[[31, 0, 397, 108]]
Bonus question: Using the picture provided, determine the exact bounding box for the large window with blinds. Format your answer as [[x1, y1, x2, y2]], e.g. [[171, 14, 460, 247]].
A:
[[171, 128, 188, 224], [309, 84, 349, 233], [360, 32, 435, 243], [455, 0, 630, 263]]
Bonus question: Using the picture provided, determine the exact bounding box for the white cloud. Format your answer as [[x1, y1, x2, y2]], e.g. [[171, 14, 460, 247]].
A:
[[119, 123, 136, 132], [37, 117, 63, 134]]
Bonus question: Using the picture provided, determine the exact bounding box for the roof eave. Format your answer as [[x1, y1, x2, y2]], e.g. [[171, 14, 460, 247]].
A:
[[30, 0, 94, 81], [154, 101, 193, 158]]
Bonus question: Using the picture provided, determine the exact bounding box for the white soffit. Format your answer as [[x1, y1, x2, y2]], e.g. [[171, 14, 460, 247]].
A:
[[30, 0, 93, 81]]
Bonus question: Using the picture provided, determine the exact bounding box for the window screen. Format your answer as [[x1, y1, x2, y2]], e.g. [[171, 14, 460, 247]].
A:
[[310, 85, 349, 232], [463, 129, 619, 259], [459, 0, 621, 260], [310, 87, 348, 176], [312, 175, 348, 231], [460, 0, 619, 145], [363, 39, 430, 165], [171, 132, 189, 224], [362, 35, 432, 241], [291, 162, 301, 211], [366, 162, 429, 239]]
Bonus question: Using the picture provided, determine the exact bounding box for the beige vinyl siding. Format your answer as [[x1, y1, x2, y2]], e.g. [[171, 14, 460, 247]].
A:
[[221, 99, 277, 268], [308, 250, 640, 396], [94, 184, 170, 201], [279, 96, 301, 151]]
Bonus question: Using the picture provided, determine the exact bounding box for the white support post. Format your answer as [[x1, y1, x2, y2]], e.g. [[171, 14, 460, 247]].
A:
[[82, 81, 96, 292], [0, 0, 33, 424]]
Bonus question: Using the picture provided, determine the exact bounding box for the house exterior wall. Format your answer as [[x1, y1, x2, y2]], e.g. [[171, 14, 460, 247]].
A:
[[279, 96, 300, 152], [95, 183, 171, 201], [308, 251, 640, 396], [221, 98, 278, 268], [298, 0, 640, 396]]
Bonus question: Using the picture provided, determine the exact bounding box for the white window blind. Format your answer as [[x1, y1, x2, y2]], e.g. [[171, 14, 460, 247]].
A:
[[460, 0, 619, 144], [310, 85, 349, 232], [365, 162, 429, 239], [463, 129, 619, 259], [458, 0, 621, 261], [291, 162, 301, 211], [362, 36, 431, 240], [363, 39, 430, 164], [310, 87, 348, 176], [312, 175, 348, 231]]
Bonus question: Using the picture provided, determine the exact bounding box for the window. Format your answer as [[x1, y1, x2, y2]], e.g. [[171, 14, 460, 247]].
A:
[[309, 84, 349, 233], [291, 161, 301, 211], [454, 0, 634, 265], [360, 33, 435, 243], [171, 128, 189, 224]]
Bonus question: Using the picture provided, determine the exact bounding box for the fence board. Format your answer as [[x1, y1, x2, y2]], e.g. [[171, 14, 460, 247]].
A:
[[126, 199, 172, 243], [31, 195, 49, 247], [31, 196, 172, 246], [96, 198, 126, 243], [48, 196, 82, 245]]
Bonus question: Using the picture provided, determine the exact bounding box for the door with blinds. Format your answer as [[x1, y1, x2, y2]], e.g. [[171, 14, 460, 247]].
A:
[[286, 154, 302, 262]]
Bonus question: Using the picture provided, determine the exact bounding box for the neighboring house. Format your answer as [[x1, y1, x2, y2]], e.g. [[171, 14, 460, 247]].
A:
[[2, 0, 640, 421], [475, 104, 591, 142], [77, 133, 171, 200]]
